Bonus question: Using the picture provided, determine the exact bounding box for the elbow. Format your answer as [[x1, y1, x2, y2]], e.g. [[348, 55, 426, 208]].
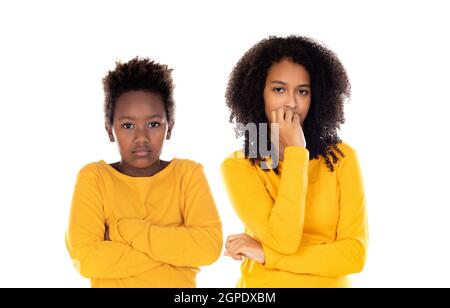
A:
[[66, 237, 84, 276], [213, 233, 224, 263], [197, 227, 223, 266], [202, 245, 222, 266], [66, 239, 95, 278], [68, 249, 92, 278], [349, 256, 365, 275], [348, 241, 367, 275], [354, 249, 366, 274], [203, 238, 223, 266], [78, 263, 93, 279], [68, 255, 86, 277], [72, 252, 102, 279], [68, 250, 93, 278]]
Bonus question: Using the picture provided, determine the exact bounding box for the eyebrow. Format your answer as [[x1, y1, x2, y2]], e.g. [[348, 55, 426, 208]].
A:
[[117, 115, 163, 120], [271, 81, 311, 87]]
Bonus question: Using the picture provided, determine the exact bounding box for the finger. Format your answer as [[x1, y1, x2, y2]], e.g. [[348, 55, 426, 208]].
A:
[[224, 249, 243, 261], [232, 254, 243, 261], [228, 250, 244, 260], [227, 240, 240, 255], [226, 241, 238, 254], [226, 234, 238, 249], [227, 242, 239, 255], [285, 108, 293, 122], [228, 241, 246, 257], [224, 249, 235, 257], [225, 236, 231, 249], [226, 234, 244, 249], [293, 112, 301, 124], [276, 108, 284, 124], [227, 234, 246, 243], [227, 234, 244, 241], [270, 110, 277, 124]]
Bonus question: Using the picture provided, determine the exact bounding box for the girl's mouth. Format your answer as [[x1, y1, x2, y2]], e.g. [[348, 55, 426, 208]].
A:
[[133, 148, 152, 158]]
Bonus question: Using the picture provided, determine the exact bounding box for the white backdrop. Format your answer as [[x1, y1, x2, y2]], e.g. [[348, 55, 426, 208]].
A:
[[1, 0, 449, 287]]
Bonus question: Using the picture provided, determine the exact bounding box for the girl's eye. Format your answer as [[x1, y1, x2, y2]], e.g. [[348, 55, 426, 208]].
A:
[[148, 122, 160, 128], [298, 89, 309, 95], [272, 87, 285, 94], [121, 123, 134, 129]]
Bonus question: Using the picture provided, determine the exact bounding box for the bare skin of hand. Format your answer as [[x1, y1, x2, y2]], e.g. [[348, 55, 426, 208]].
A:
[[224, 233, 266, 264], [271, 108, 306, 159], [104, 225, 110, 241]]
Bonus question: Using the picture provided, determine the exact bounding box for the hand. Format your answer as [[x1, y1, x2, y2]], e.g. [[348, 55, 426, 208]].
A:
[[224, 233, 265, 264], [270, 108, 306, 149], [104, 225, 110, 241]]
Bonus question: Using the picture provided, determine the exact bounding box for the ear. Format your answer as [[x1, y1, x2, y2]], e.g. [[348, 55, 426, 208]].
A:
[[166, 122, 174, 140], [105, 123, 115, 142]]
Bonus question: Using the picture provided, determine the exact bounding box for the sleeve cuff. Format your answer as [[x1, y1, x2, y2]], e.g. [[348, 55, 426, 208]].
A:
[[117, 219, 151, 254], [261, 243, 281, 269], [284, 146, 309, 161], [109, 219, 127, 244]]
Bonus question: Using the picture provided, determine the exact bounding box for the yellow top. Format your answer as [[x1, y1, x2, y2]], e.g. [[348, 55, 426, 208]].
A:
[[66, 159, 222, 288], [221, 143, 368, 288]]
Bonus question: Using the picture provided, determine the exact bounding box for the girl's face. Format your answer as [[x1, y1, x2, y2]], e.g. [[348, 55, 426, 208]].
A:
[[106, 90, 171, 171], [263, 58, 312, 127]]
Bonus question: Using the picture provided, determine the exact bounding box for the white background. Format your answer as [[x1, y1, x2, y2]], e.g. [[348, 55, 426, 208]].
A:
[[1, 0, 449, 287]]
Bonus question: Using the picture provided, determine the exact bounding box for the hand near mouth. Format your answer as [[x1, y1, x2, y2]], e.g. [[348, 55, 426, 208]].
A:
[[270, 107, 306, 149]]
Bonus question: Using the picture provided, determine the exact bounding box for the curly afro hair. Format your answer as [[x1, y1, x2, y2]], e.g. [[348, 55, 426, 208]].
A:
[[103, 57, 175, 128], [225, 35, 351, 172]]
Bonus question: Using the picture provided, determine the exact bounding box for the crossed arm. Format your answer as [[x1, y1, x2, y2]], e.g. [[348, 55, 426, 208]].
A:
[[66, 166, 222, 279], [222, 147, 368, 277]]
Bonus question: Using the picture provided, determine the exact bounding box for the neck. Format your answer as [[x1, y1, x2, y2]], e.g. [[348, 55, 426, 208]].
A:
[[116, 159, 165, 177]]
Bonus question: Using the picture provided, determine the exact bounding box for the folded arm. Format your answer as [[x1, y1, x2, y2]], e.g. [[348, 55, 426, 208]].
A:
[[221, 147, 309, 254], [110, 165, 223, 267], [66, 169, 162, 279]]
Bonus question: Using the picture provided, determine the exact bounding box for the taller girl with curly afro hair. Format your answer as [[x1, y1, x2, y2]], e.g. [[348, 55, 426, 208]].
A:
[[225, 35, 351, 172], [222, 36, 367, 288]]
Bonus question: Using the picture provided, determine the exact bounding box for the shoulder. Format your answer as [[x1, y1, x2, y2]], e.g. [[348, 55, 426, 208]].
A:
[[334, 142, 361, 174], [220, 150, 260, 180], [171, 158, 206, 180], [73, 162, 107, 190], [336, 141, 356, 157], [221, 150, 253, 169], [77, 161, 104, 178], [335, 142, 357, 158], [173, 158, 203, 171], [171, 158, 212, 190]]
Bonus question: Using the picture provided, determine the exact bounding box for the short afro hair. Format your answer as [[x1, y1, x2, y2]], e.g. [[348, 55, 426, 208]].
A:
[[103, 57, 175, 127], [225, 35, 351, 172]]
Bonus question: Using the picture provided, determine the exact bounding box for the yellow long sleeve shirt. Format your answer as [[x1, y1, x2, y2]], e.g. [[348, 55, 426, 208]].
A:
[[221, 143, 368, 288], [66, 159, 223, 288]]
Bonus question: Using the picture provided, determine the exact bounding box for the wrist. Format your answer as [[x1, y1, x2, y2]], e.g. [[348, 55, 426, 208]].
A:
[[109, 220, 127, 244], [283, 137, 305, 148]]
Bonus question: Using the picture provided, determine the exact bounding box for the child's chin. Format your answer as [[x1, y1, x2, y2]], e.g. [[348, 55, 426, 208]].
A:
[[131, 158, 157, 168]]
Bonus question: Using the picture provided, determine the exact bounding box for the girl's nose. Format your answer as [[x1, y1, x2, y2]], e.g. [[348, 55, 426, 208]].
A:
[[134, 127, 150, 143], [284, 93, 297, 109]]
